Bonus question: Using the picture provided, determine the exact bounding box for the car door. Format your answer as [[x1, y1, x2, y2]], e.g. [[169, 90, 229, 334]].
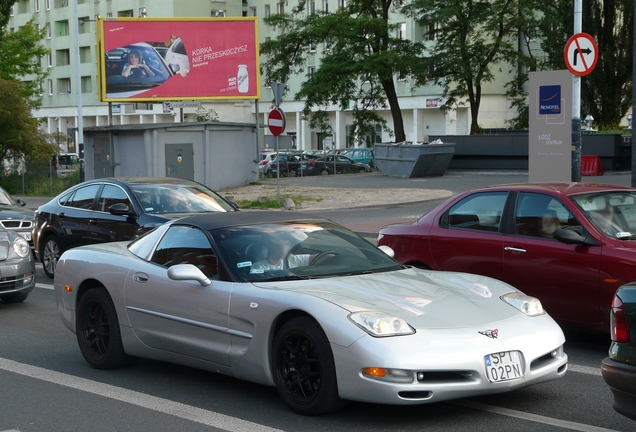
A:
[[91, 184, 139, 243], [336, 155, 354, 173], [429, 191, 508, 281], [58, 184, 102, 250], [124, 224, 232, 366], [503, 192, 602, 324]]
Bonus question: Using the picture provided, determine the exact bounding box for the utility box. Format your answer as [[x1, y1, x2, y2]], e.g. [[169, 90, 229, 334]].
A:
[[374, 142, 455, 178]]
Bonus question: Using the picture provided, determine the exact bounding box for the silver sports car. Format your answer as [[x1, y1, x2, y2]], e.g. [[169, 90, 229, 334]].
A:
[[54, 212, 567, 415]]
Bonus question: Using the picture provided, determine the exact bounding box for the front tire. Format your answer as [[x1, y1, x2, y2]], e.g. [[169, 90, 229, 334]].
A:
[[273, 317, 344, 415], [41, 235, 61, 279], [0, 292, 28, 303], [76, 288, 136, 369]]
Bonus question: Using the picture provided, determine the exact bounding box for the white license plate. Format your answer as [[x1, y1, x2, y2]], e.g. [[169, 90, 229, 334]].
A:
[[485, 351, 524, 382], [19, 232, 31, 241]]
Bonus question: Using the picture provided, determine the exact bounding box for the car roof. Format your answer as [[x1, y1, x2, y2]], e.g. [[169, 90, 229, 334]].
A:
[[82, 177, 202, 187], [466, 182, 636, 196], [177, 211, 325, 231]]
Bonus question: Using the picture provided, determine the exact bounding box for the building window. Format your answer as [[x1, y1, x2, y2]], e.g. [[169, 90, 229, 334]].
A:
[[55, 20, 69, 37], [323, 0, 328, 12], [54, 0, 69, 8], [79, 17, 90, 34], [45, 0, 51, 11], [47, 53, 53, 67], [428, 22, 439, 41], [46, 23, 51, 38], [308, 0, 315, 15], [211, 9, 226, 17], [324, 37, 331, 52], [57, 78, 71, 94], [81, 76, 92, 94], [18, 1, 28, 13], [250, 6, 256, 16], [308, 67, 315, 79], [35, 0, 40, 12], [47, 79, 53, 95], [9, 4, 13, 16], [118, 10, 134, 17], [79, 46, 91, 63], [106, 12, 112, 18], [338, 0, 346, 8], [397, 22, 406, 40], [9, 27, 14, 33], [277, 2, 284, 14], [309, 40, 316, 52], [56, 49, 70, 66], [264, 4, 270, 17]]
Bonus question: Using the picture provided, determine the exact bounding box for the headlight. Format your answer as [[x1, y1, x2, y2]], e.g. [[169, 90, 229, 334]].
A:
[[501, 292, 545, 317], [13, 236, 30, 258], [349, 311, 415, 337]]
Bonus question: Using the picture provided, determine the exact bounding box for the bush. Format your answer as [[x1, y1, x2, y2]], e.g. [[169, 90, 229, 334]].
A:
[[0, 160, 80, 196]]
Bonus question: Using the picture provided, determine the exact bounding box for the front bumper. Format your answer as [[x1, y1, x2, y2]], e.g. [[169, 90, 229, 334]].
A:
[[0, 256, 36, 297], [332, 316, 568, 405], [601, 357, 636, 421]]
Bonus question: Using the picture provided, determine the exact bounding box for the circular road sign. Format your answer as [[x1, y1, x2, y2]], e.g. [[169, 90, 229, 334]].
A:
[[564, 33, 598, 77], [267, 108, 286, 136]]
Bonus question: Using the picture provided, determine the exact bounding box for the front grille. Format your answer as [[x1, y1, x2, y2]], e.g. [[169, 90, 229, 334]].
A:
[[0, 220, 32, 229], [0, 276, 17, 292], [416, 371, 477, 383]]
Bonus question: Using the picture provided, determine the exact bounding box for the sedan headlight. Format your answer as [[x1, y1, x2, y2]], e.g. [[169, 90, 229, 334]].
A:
[[13, 236, 30, 258], [501, 292, 545, 317], [349, 311, 415, 337]]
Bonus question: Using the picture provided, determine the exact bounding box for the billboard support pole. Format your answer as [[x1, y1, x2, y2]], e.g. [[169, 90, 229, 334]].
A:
[[255, 99, 260, 181], [632, 0, 636, 187], [276, 134, 280, 206], [72, 0, 84, 159], [571, 0, 582, 182]]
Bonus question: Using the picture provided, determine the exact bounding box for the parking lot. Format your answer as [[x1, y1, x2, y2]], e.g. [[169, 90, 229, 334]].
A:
[[1, 171, 634, 431]]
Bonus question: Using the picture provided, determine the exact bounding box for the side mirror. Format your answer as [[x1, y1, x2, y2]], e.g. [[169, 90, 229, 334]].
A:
[[108, 203, 136, 217], [167, 264, 211, 286], [16, 199, 26, 207], [554, 228, 594, 246], [229, 201, 240, 210], [378, 245, 395, 258], [169, 63, 180, 74]]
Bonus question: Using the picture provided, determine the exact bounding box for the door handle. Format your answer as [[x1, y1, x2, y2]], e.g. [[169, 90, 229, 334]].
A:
[[504, 246, 527, 253], [58, 212, 65, 219], [133, 272, 149, 283], [89, 219, 99, 225]]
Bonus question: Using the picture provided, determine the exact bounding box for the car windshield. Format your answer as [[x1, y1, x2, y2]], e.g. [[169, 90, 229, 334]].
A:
[[209, 221, 401, 282], [129, 182, 235, 214], [571, 191, 636, 239], [0, 188, 17, 206]]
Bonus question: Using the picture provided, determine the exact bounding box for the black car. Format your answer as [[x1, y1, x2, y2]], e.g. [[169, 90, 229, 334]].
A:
[[300, 155, 370, 176], [0, 186, 34, 246], [269, 153, 318, 177], [32, 177, 237, 278]]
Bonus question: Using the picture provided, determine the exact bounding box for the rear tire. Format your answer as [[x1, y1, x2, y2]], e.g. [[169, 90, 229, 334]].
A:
[[76, 288, 136, 369], [0, 292, 28, 303], [41, 235, 61, 279], [273, 316, 345, 415]]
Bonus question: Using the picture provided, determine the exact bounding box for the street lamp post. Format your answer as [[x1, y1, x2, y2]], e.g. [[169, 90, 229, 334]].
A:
[[72, 1, 84, 170]]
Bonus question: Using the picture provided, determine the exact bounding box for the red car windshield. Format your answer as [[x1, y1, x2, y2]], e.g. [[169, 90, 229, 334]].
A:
[[571, 191, 636, 239]]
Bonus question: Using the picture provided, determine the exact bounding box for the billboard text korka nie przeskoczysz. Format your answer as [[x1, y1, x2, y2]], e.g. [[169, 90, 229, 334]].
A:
[[98, 18, 260, 102]]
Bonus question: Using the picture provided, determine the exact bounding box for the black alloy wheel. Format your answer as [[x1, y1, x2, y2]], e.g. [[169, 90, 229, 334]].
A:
[[42, 235, 61, 279]]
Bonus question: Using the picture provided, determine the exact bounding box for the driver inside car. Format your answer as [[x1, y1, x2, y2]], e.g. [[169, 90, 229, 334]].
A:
[[251, 239, 314, 271]]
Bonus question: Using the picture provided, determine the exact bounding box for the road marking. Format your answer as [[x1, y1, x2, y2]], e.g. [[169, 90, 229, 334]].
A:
[[568, 364, 603, 377], [453, 400, 618, 432], [0, 357, 284, 432], [36, 282, 53, 290]]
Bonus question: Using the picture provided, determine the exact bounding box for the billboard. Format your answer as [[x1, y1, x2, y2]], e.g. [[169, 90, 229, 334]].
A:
[[98, 18, 260, 102]]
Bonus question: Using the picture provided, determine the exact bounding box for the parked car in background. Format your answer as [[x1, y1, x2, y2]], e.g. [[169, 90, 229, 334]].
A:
[[0, 224, 35, 303], [0, 186, 34, 246], [269, 153, 319, 177], [258, 151, 277, 176], [300, 155, 370, 176], [342, 148, 374, 166], [57, 153, 80, 178], [378, 183, 636, 332], [33, 177, 236, 278], [602, 285, 636, 421], [55, 211, 567, 415]]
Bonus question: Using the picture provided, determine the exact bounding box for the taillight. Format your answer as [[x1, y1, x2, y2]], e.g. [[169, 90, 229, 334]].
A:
[[610, 294, 630, 343], [263, 160, 270, 165], [309, 160, 318, 165]]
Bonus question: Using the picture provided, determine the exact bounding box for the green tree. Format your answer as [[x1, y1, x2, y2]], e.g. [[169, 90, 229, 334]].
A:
[[535, 0, 633, 130], [0, 18, 49, 104], [261, 1, 426, 143], [405, 0, 533, 134], [0, 0, 15, 31], [0, 78, 57, 168], [192, 107, 220, 122]]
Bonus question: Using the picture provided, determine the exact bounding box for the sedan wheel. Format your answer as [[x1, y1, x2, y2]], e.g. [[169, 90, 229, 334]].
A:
[[76, 288, 136, 369], [42, 236, 61, 279], [273, 317, 344, 415]]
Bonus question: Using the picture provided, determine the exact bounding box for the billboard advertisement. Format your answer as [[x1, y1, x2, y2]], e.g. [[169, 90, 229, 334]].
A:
[[98, 18, 260, 102]]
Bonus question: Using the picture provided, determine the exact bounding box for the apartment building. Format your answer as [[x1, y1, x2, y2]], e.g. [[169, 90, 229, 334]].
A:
[[8, 0, 517, 152]]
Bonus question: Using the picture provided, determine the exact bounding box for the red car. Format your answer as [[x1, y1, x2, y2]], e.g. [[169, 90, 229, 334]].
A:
[[378, 183, 636, 332]]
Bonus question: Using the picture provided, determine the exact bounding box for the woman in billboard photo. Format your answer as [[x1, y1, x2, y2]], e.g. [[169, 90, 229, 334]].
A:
[[122, 50, 155, 78]]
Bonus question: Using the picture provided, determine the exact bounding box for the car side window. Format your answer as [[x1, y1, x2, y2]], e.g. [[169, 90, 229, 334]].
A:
[[446, 192, 508, 232], [151, 225, 218, 278], [97, 185, 132, 213], [514, 192, 581, 239], [337, 156, 351, 163], [67, 185, 101, 210]]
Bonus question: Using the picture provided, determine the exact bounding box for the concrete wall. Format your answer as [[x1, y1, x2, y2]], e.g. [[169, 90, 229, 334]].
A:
[[83, 122, 257, 191]]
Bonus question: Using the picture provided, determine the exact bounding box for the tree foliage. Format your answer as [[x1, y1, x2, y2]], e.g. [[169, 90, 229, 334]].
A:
[[534, 0, 633, 130], [261, 0, 426, 143], [0, 0, 15, 31]]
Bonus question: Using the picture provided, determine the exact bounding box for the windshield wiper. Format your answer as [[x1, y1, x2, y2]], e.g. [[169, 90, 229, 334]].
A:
[[262, 275, 313, 282], [342, 270, 375, 276]]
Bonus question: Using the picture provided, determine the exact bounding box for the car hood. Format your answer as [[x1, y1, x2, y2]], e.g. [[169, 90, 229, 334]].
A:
[[0, 230, 10, 260], [0, 206, 34, 219], [253, 268, 521, 329]]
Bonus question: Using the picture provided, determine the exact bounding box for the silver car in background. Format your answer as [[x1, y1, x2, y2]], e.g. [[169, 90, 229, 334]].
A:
[[54, 212, 567, 415], [0, 226, 36, 303]]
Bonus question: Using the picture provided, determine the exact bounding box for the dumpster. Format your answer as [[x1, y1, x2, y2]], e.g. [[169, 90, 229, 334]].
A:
[[374, 142, 455, 178]]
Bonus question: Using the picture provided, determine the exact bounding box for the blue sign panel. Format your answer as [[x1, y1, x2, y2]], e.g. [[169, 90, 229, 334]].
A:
[[539, 85, 561, 115]]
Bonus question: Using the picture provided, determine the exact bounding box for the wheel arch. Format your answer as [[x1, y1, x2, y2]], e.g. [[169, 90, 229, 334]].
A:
[[267, 309, 319, 373], [75, 278, 108, 309]]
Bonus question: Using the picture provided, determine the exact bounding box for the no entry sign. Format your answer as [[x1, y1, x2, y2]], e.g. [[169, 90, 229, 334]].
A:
[[267, 108, 286, 136], [564, 33, 598, 77]]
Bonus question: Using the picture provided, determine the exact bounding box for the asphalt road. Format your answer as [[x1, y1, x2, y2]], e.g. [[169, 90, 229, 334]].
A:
[[2, 171, 634, 431]]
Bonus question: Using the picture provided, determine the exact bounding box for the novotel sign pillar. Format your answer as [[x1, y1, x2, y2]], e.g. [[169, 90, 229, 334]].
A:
[[528, 70, 573, 182]]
